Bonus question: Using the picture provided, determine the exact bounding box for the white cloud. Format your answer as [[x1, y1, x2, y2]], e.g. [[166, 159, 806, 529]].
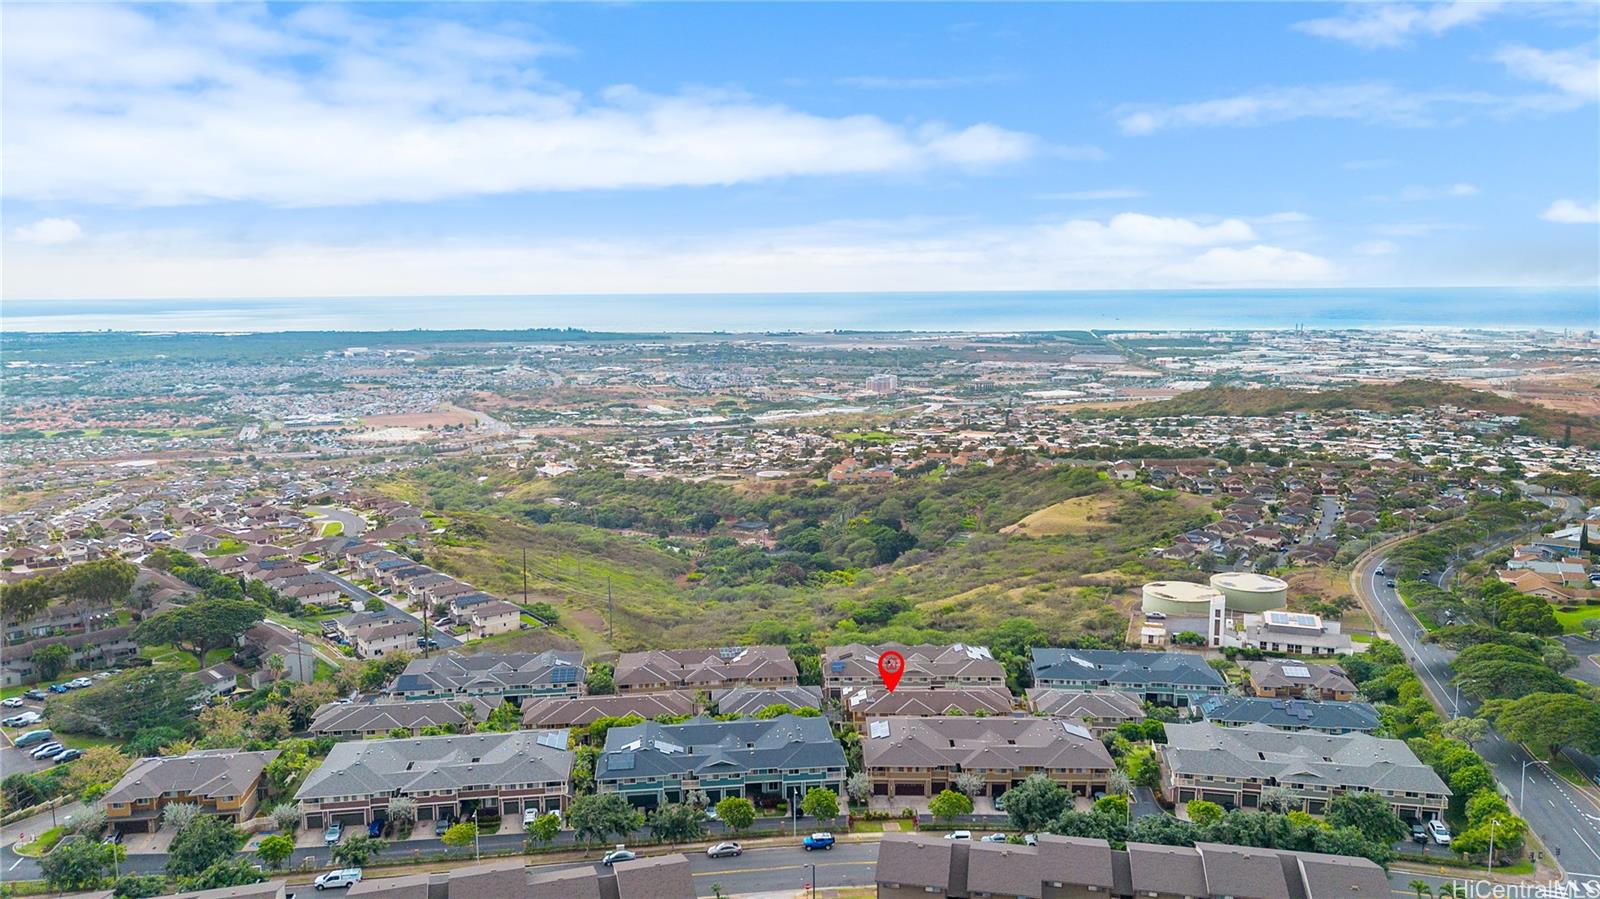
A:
[[1158, 245, 1338, 285], [1037, 189, 1147, 201], [835, 73, 1014, 90], [1495, 43, 1600, 101], [0, 5, 1039, 207], [2, 211, 1339, 298], [1542, 199, 1600, 224], [1294, 2, 1500, 49], [1353, 239, 1399, 256], [12, 217, 83, 245], [1376, 182, 1480, 202]]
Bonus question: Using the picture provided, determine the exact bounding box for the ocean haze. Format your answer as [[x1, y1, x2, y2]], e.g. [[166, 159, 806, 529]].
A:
[[4, 288, 1598, 334]]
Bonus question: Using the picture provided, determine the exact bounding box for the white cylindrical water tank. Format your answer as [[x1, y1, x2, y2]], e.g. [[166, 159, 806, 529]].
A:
[[1208, 572, 1289, 613], [1141, 580, 1226, 617]]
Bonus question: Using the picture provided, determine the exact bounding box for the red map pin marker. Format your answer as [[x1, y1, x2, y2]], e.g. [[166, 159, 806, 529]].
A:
[[878, 650, 905, 693]]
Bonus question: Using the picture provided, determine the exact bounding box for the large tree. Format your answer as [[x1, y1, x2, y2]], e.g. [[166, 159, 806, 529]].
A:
[[55, 559, 138, 608], [1005, 774, 1071, 833], [135, 598, 264, 669], [568, 792, 644, 844], [47, 668, 191, 738], [1483, 692, 1600, 757], [0, 575, 57, 621], [929, 789, 974, 822], [166, 815, 246, 879], [714, 796, 756, 835], [648, 803, 707, 843], [32, 642, 73, 680], [41, 837, 125, 892], [1325, 790, 1407, 845]]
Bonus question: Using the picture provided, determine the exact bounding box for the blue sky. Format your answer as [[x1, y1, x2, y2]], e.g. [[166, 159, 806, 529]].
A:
[[3, 1, 1597, 300]]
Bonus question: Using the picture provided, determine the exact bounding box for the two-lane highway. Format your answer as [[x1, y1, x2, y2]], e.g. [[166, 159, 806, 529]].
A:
[[1356, 550, 1600, 888]]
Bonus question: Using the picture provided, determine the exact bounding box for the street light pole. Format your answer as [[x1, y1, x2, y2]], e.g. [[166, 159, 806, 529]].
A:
[[807, 862, 816, 899], [473, 807, 481, 860], [1520, 758, 1534, 808], [1486, 818, 1498, 878]]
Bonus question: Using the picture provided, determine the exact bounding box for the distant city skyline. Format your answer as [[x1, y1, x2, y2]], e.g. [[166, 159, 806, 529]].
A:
[[3, 2, 1598, 303]]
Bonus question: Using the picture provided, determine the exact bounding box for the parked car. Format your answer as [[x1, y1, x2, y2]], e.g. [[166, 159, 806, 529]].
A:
[[416, 638, 439, 649], [30, 742, 65, 760], [980, 833, 1008, 843], [324, 823, 343, 845], [1022, 834, 1038, 846], [101, 830, 123, 845], [68, 677, 93, 689], [434, 817, 454, 837], [601, 849, 637, 866], [3, 711, 42, 727], [944, 830, 972, 841], [1410, 822, 1427, 844], [15, 728, 54, 747], [313, 869, 362, 890], [53, 748, 84, 764], [93, 672, 113, 680], [367, 820, 383, 838], [1, 697, 24, 708], [706, 841, 742, 858], [993, 794, 1006, 812], [803, 833, 835, 851], [1428, 820, 1451, 845], [48, 683, 70, 694], [23, 690, 46, 701]]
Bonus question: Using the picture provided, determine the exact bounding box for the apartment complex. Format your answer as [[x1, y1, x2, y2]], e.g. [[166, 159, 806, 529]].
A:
[[1158, 722, 1449, 818], [308, 698, 496, 739], [295, 730, 572, 829], [612, 645, 797, 694], [822, 643, 1005, 700], [595, 714, 846, 809], [1025, 688, 1147, 735], [521, 691, 695, 730], [1198, 695, 1380, 735], [842, 686, 1015, 732], [862, 716, 1114, 802], [1240, 660, 1358, 701]]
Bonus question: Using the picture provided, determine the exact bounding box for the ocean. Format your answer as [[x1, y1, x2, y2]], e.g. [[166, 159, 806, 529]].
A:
[[2, 287, 1597, 333]]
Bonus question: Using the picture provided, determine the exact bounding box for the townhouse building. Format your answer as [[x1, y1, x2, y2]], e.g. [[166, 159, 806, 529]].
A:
[[711, 685, 823, 717], [1030, 649, 1225, 707], [1239, 660, 1358, 701], [1024, 688, 1147, 736], [863, 716, 1114, 803], [104, 749, 279, 833], [1158, 722, 1449, 819], [521, 691, 695, 731], [390, 650, 585, 703], [595, 714, 845, 809], [309, 698, 497, 739], [295, 730, 572, 829], [613, 645, 798, 694], [1197, 695, 1380, 735], [822, 643, 1005, 700], [842, 686, 1015, 732]]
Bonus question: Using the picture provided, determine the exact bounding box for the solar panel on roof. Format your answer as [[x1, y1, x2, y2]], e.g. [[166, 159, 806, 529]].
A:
[[535, 731, 565, 750], [608, 751, 635, 771], [868, 720, 890, 739], [830, 661, 846, 673], [1061, 721, 1092, 740], [1281, 665, 1311, 678]]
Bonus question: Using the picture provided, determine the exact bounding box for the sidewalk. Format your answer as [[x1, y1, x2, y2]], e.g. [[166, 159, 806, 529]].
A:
[[1, 799, 84, 847]]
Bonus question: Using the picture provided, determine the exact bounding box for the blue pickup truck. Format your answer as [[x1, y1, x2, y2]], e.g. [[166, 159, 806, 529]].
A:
[[803, 832, 835, 851]]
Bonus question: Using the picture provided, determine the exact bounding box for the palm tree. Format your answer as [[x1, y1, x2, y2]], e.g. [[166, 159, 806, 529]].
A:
[[265, 653, 287, 684], [1107, 770, 1133, 797], [1258, 786, 1297, 814], [1409, 879, 1432, 899], [458, 701, 479, 734]]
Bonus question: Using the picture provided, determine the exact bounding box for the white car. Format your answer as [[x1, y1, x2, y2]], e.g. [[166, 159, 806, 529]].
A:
[[68, 677, 93, 689], [980, 833, 1008, 843], [4, 711, 43, 727], [1428, 820, 1451, 845], [1, 697, 24, 708], [944, 830, 972, 841], [30, 742, 65, 760], [314, 869, 363, 890]]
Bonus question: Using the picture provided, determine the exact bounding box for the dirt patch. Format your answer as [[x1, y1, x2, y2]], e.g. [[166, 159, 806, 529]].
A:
[[360, 409, 478, 429], [1002, 494, 1117, 537]]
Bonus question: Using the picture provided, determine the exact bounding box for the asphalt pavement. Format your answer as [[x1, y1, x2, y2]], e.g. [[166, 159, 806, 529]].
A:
[[1356, 549, 1600, 890]]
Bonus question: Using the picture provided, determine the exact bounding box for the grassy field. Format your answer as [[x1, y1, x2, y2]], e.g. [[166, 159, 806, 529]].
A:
[[138, 645, 234, 671], [1000, 494, 1117, 537], [320, 521, 345, 537], [1550, 603, 1600, 635]]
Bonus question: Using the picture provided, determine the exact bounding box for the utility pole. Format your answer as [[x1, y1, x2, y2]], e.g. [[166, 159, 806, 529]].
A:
[[607, 577, 614, 643], [522, 547, 528, 603]]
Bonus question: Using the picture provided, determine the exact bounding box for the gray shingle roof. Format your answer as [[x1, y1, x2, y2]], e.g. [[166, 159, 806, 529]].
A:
[[1031, 649, 1226, 691], [1161, 722, 1450, 795], [1199, 696, 1380, 733], [596, 714, 843, 782], [296, 730, 571, 802], [391, 650, 585, 696], [711, 685, 823, 716], [104, 749, 279, 806]]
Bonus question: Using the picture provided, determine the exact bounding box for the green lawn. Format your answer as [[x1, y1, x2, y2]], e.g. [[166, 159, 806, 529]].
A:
[[320, 521, 345, 537], [138, 645, 233, 671], [204, 538, 248, 556], [1551, 603, 1600, 635], [17, 826, 65, 857], [1549, 756, 1593, 788]]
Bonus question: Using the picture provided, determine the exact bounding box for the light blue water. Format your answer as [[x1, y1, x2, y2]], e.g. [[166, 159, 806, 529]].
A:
[[2, 287, 1596, 333]]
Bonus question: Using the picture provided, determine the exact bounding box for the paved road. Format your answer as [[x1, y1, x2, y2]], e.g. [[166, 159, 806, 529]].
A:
[[1315, 496, 1340, 540], [319, 571, 462, 649], [1356, 551, 1600, 889], [306, 506, 367, 537], [1560, 634, 1600, 687]]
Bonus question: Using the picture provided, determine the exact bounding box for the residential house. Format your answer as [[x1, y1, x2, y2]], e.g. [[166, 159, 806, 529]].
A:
[[309, 698, 497, 740], [1158, 722, 1449, 818], [196, 662, 244, 698], [295, 729, 572, 829], [613, 645, 798, 694], [104, 749, 279, 833], [595, 714, 845, 809], [842, 686, 1015, 732], [1, 625, 139, 687], [465, 600, 522, 638], [1240, 611, 1352, 656], [710, 685, 824, 717], [862, 716, 1114, 803], [236, 621, 318, 687]]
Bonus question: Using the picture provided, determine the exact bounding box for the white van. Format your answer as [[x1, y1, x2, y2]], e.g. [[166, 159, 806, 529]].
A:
[[314, 869, 363, 890]]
